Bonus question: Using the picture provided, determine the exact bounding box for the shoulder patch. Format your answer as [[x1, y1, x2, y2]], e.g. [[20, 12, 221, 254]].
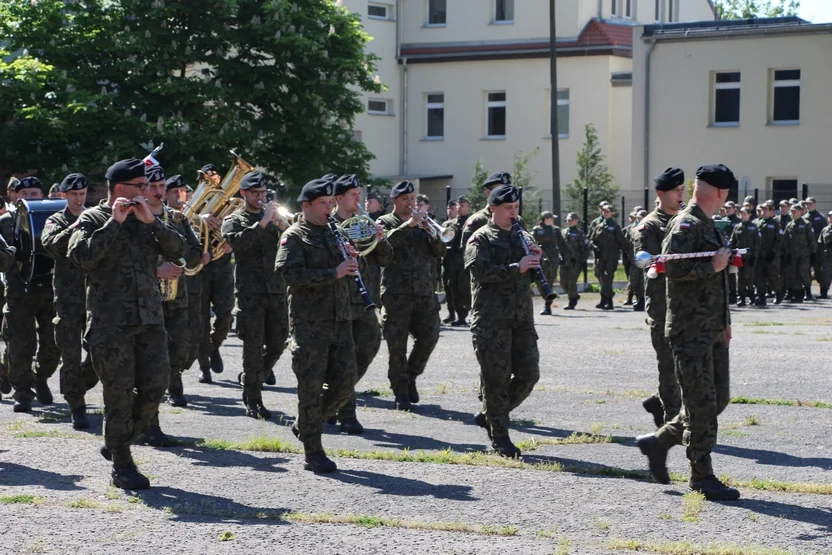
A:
[[466, 219, 475, 227], [280, 237, 288, 245], [679, 221, 691, 230], [467, 236, 477, 245], [535, 229, 544, 235], [637, 224, 645, 231]]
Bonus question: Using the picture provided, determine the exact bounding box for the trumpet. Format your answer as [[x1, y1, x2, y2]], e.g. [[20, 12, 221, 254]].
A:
[[265, 201, 296, 228], [411, 209, 455, 243]]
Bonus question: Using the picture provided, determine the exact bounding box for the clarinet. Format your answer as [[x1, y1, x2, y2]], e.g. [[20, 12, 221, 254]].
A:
[[328, 217, 376, 311], [513, 219, 556, 301]]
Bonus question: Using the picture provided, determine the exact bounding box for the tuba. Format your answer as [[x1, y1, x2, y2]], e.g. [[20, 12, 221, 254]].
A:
[[338, 203, 378, 256], [182, 150, 252, 276]]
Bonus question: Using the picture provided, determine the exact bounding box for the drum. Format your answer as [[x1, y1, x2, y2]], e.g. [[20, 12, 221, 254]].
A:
[[14, 199, 67, 285]]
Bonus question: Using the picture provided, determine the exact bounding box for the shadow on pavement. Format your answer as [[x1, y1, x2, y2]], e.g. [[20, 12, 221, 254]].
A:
[[0, 461, 85, 491], [177, 446, 291, 474], [136, 485, 292, 525], [327, 468, 479, 501], [714, 444, 832, 470], [737, 498, 832, 540]]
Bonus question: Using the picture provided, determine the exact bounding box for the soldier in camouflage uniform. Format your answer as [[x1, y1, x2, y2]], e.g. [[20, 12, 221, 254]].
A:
[[378, 180, 446, 411], [729, 206, 761, 307], [68, 158, 185, 490], [633, 168, 685, 429], [441, 200, 458, 323], [754, 200, 783, 306], [621, 208, 641, 307], [627, 209, 648, 312], [783, 202, 816, 302], [532, 211, 566, 315], [276, 178, 358, 474], [636, 164, 740, 502], [221, 171, 289, 419], [559, 213, 589, 310], [41, 174, 99, 428], [330, 175, 393, 434], [587, 202, 629, 309], [465, 184, 540, 459], [721, 201, 742, 304], [0, 223, 17, 401], [804, 197, 827, 292], [2, 177, 62, 413], [817, 211, 832, 299], [444, 197, 471, 326], [196, 163, 236, 383]]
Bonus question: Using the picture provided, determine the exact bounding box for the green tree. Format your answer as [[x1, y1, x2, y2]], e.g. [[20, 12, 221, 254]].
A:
[[713, 0, 800, 19], [465, 148, 541, 222], [0, 0, 382, 192], [564, 123, 619, 218], [467, 157, 490, 210]]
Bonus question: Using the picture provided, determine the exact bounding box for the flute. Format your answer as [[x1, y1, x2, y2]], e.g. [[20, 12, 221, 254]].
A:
[[512, 219, 556, 301], [327, 217, 376, 311]]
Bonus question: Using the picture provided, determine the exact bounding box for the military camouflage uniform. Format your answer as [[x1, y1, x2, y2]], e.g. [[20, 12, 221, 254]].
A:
[[275, 219, 357, 454], [633, 209, 681, 423], [755, 215, 782, 301], [783, 217, 816, 298], [377, 212, 446, 396], [654, 203, 731, 480], [627, 223, 645, 305], [183, 273, 202, 370], [332, 213, 393, 421], [0, 213, 61, 404], [531, 224, 566, 294], [465, 221, 540, 437], [587, 216, 629, 300], [41, 207, 98, 410], [559, 226, 589, 303], [729, 219, 761, 302], [67, 202, 185, 469], [722, 213, 741, 302], [222, 208, 288, 406], [197, 255, 234, 369], [443, 214, 470, 320], [0, 233, 17, 393], [818, 223, 832, 297]]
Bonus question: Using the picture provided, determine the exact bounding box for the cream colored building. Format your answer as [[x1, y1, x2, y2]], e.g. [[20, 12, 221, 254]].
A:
[[630, 17, 832, 209], [343, 0, 715, 215]]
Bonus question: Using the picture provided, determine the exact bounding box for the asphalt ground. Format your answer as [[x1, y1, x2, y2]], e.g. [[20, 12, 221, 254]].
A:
[[0, 291, 830, 554]]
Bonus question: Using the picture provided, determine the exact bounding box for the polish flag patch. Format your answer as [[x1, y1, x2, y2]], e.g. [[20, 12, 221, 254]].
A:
[[679, 221, 691, 230], [280, 237, 288, 245]]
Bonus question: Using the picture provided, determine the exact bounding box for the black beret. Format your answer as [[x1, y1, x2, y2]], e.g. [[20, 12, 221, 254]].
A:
[[105, 158, 146, 183], [488, 184, 520, 206], [15, 176, 43, 192], [165, 175, 186, 191], [366, 191, 382, 202], [390, 180, 415, 198], [695, 164, 736, 190], [239, 171, 266, 191], [185, 185, 194, 193], [654, 167, 685, 191], [334, 174, 360, 196], [483, 171, 511, 189], [200, 164, 218, 174], [297, 178, 335, 202], [59, 173, 88, 192], [146, 164, 166, 183], [320, 173, 338, 182]]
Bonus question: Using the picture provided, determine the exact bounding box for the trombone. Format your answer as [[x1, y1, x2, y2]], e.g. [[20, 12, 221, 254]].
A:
[[411, 209, 455, 243]]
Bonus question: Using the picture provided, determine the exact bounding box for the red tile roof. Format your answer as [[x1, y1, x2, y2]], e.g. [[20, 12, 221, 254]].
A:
[[577, 19, 635, 48]]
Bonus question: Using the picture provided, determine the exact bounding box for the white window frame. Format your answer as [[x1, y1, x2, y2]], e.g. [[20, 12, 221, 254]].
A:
[[655, 0, 662, 22], [425, 93, 445, 139], [625, 0, 633, 18], [771, 68, 801, 125], [486, 91, 507, 139], [367, 98, 392, 115], [426, 0, 447, 27], [668, 0, 675, 22], [367, 2, 391, 21], [547, 88, 570, 139], [493, 0, 514, 24], [612, 0, 633, 18], [712, 71, 741, 127]]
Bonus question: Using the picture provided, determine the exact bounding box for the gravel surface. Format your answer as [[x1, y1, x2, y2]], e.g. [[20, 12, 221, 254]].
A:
[[0, 291, 830, 554]]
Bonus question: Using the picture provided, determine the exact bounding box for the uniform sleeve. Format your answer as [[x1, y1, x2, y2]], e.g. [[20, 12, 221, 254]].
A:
[[661, 223, 716, 281], [728, 226, 739, 249], [368, 236, 394, 267], [381, 218, 414, 248], [275, 233, 338, 288], [615, 225, 631, 258], [808, 227, 818, 254], [555, 229, 567, 258], [41, 217, 73, 259], [152, 217, 186, 262], [428, 233, 446, 258], [635, 223, 660, 256], [464, 235, 521, 283], [221, 215, 272, 255], [67, 216, 124, 271], [0, 233, 15, 272], [181, 221, 204, 269]]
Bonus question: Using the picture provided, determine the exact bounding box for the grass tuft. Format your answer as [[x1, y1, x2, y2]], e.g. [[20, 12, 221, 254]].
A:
[[218, 531, 234, 541], [681, 490, 705, 522], [66, 498, 101, 509], [607, 538, 791, 554], [743, 414, 761, 426], [285, 512, 519, 536], [0, 495, 43, 505], [730, 396, 832, 409]]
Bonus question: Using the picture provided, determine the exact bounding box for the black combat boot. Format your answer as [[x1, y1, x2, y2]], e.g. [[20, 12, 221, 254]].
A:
[[564, 297, 577, 310], [111, 463, 151, 490], [304, 451, 337, 473], [540, 301, 552, 315], [0, 374, 10, 394], [792, 290, 804, 304], [688, 475, 740, 501], [774, 291, 784, 305], [34, 376, 53, 406], [623, 292, 634, 306], [71, 406, 90, 430], [636, 433, 670, 484], [804, 289, 814, 301], [595, 296, 607, 309], [326, 415, 338, 425], [633, 298, 645, 312], [754, 296, 767, 307], [407, 379, 420, 404], [394, 394, 412, 411], [451, 310, 468, 327], [245, 400, 272, 420], [100, 445, 113, 461], [13, 398, 32, 413], [729, 293, 738, 305], [198, 367, 212, 384], [210, 347, 224, 374], [736, 296, 746, 307], [442, 310, 455, 324], [339, 416, 364, 435], [491, 435, 521, 459], [602, 296, 614, 310], [264, 369, 277, 386], [474, 412, 492, 439], [820, 288, 829, 299], [168, 386, 188, 408], [144, 425, 176, 447], [641, 395, 664, 428]]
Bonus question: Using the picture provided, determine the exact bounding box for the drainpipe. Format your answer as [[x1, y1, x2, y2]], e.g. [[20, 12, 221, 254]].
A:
[[643, 36, 657, 191], [597, 0, 602, 18], [396, 0, 406, 176], [402, 57, 409, 176]]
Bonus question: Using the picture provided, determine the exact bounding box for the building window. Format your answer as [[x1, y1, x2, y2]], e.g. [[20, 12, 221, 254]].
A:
[[368, 3, 391, 20], [426, 93, 444, 138], [495, 0, 514, 23], [427, 0, 446, 26], [771, 178, 798, 205], [668, 0, 674, 21], [713, 71, 740, 126], [771, 69, 800, 124], [612, 0, 632, 18], [655, 0, 662, 21], [548, 89, 570, 138], [367, 99, 391, 115], [486, 92, 506, 138]]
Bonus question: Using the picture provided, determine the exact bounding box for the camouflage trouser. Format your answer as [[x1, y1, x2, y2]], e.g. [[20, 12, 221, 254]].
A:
[[4, 286, 61, 402], [629, 263, 644, 299], [656, 330, 730, 479], [472, 323, 540, 437], [650, 326, 681, 423], [87, 325, 170, 468], [162, 303, 190, 391], [290, 320, 357, 453], [236, 293, 287, 404], [755, 255, 781, 294], [541, 260, 558, 299], [381, 293, 440, 395], [819, 254, 832, 291], [444, 258, 469, 314], [784, 256, 811, 292], [559, 266, 581, 300], [197, 261, 234, 368], [728, 272, 737, 298], [442, 260, 455, 315], [737, 264, 755, 297], [338, 310, 382, 420], [183, 275, 202, 371], [54, 308, 98, 410], [594, 256, 618, 298]]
